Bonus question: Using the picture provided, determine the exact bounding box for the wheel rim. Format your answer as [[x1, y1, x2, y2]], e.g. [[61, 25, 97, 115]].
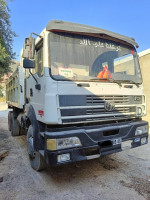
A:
[[27, 125, 46, 171], [27, 127, 35, 159], [27, 137, 34, 157]]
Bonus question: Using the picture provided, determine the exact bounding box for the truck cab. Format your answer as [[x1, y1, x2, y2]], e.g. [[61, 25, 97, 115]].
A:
[[7, 20, 149, 170]]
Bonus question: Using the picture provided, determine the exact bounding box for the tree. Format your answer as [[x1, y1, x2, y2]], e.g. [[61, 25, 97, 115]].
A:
[[0, 85, 4, 97], [0, 0, 16, 77]]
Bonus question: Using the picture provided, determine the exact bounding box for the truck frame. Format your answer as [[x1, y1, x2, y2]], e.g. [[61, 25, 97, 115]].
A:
[[6, 20, 149, 171]]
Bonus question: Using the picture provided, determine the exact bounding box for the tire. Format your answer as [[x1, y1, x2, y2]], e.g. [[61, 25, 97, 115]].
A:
[[27, 125, 46, 171], [8, 111, 12, 131], [20, 127, 27, 135], [11, 112, 20, 136], [20, 117, 27, 135]]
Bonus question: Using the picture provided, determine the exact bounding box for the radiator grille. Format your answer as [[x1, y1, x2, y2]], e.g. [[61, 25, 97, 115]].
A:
[[60, 95, 138, 124], [86, 107, 133, 115], [86, 95, 129, 105]]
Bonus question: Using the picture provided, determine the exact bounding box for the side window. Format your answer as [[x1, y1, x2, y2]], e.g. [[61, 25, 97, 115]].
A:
[[34, 43, 43, 76]]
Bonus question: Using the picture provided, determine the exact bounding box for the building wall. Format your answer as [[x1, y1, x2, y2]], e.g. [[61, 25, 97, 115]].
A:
[[139, 49, 150, 122]]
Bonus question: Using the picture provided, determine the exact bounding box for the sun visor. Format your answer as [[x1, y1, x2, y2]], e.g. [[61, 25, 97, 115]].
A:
[[46, 20, 139, 48]]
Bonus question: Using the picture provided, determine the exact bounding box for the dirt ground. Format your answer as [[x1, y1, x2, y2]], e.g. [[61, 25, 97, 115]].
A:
[[0, 109, 150, 200]]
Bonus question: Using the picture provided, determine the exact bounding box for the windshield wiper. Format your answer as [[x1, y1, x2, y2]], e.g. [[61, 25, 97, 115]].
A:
[[112, 80, 122, 87], [90, 77, 115, 81], [90, 78, 102, 81], [89, 78, 140, 87], [89, 78, 122, 86], [119, 80, 140, 87]]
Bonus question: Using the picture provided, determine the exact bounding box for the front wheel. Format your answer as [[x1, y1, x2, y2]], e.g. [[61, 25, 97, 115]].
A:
[[27, 125, 46, 171]]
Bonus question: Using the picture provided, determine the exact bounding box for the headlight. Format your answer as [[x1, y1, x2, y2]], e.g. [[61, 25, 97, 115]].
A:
[[57, 153, 70, 163], [135, 125, 148, 136], [47, 137, 82, 150], [57, 137, 82, 150], [136, 107, 142, 116], [142, 95, 145, 104]]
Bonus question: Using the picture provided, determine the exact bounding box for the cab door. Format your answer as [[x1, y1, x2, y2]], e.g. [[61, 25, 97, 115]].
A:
[[26, 40, 45, 122]]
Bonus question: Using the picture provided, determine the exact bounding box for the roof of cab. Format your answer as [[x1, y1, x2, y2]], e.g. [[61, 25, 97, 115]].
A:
[[46, 20, 138, 48]]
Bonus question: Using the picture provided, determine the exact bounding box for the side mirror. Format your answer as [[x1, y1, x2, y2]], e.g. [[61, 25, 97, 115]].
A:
[[23, 37, 35, 59], [23, 59, 35, 69]]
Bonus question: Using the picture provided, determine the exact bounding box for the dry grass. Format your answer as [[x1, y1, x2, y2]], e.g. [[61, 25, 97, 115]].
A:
[[0, 96, 6, 102]]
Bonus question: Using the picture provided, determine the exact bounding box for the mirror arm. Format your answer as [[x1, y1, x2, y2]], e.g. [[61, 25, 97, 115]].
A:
[[29, 69, 41, 90], [30, 32, 43, 39]]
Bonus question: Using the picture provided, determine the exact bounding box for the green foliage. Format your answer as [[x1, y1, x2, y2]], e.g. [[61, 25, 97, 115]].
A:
[[0, 85, 4, 97], [0, 0, 16, 77]]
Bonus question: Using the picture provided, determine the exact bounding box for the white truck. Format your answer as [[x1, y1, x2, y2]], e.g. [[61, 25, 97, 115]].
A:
[[6, 20, 149, 171]]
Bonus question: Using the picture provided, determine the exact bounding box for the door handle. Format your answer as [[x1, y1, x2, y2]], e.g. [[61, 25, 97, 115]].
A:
[[30, 88, 33, 96]]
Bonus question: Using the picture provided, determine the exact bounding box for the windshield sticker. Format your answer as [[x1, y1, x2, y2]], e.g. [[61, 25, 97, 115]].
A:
[[58, 67, 73, 77], [80, 39, 91, 46], [93, 41, 104, 48], [80, 39, 121, 51]]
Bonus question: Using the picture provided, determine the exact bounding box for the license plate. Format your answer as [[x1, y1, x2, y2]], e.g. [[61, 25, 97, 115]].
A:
[[112, 138, 122, 145], [122, 140, 132, 150]]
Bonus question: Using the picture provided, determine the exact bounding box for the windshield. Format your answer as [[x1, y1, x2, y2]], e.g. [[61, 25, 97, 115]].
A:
[[49, 32, 142, 83]]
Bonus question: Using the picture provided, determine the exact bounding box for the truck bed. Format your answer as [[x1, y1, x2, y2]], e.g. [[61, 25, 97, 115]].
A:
[[6, 67, 25, 109]]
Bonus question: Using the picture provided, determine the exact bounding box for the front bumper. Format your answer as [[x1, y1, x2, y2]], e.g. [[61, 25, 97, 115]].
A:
[[44, 120, 148, 166]]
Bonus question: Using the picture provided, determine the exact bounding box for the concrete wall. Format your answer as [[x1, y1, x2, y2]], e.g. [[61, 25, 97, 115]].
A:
[[139, 49, 150, 122]]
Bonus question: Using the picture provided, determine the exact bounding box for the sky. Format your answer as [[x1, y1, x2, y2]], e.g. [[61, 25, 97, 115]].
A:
[[8, 0, 150, 60]]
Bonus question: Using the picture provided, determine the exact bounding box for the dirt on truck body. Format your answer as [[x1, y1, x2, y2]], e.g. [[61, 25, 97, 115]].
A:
[[0, 110, 150, 200], [5, 20, 148, 171]]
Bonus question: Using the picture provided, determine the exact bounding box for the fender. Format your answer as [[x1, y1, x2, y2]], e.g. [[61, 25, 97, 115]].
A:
[[27, 105, 43, 151]]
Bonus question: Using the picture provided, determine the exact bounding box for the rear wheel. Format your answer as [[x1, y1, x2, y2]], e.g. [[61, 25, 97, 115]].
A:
[[11, 112, 20, 136], [20, 127, 27, 135], [27, 125, 46, 171], [8, 111, 12, 131]]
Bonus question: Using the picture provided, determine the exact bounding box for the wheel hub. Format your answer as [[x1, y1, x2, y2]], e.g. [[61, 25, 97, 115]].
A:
[[27, 137, 34, 158]]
